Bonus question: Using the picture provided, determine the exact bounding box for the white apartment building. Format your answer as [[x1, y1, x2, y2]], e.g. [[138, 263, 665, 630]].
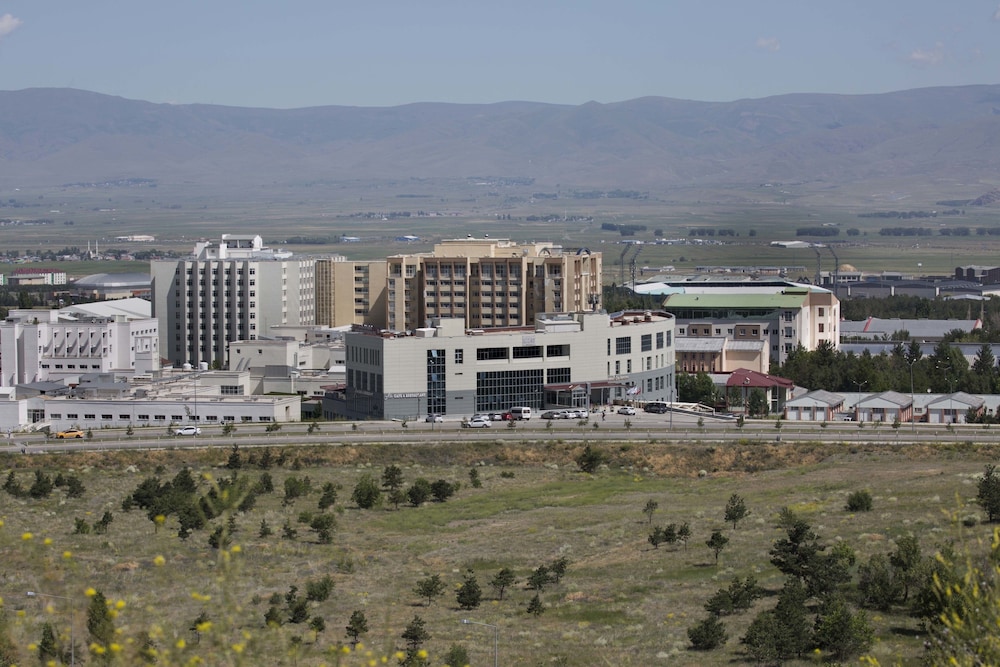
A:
[[0, 305, 159, 387], [329, 310, 674, 421], [151, 234, 315, 370], [660, 283, 839, 371]]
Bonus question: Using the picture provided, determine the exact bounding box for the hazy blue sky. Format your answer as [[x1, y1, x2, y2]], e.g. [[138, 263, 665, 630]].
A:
[[2, 1, 999, 108]]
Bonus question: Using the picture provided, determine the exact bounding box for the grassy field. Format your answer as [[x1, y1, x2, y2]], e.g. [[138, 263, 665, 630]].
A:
[[4, 179, 1000, 280], [1, 439, 995, 666]]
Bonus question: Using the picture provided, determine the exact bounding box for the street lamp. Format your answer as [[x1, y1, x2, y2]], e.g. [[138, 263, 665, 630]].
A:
[[460, 618, 498, 667], [26, 591, 76, 666], [908, 360, 916, 432]]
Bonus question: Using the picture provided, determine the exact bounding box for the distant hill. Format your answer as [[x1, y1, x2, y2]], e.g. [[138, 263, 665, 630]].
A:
[[1, 86, 999, 193]]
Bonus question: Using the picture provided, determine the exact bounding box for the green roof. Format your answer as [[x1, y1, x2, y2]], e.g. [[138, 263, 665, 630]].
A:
[[663, 292, 808, 309]]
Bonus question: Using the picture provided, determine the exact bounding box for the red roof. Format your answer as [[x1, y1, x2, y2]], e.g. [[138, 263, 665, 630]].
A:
[[725, 368, 794, 389]]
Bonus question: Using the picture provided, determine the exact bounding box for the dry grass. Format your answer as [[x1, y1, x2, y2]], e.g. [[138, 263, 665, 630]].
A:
[[0, 440, 994, 666]]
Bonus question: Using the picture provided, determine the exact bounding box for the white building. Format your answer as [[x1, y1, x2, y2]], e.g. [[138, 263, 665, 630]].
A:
[[328, 310, 675, 421], [150, 234, 316, 370], [0, 303, 159, 387]]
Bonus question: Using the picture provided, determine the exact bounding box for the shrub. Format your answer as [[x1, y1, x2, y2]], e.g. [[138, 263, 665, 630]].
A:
[[846, 489, 874, 512], [688, 614, 727, 650]]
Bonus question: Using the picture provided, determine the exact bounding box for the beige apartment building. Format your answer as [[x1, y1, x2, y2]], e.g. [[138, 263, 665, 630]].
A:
[[315, 257, 388, 328], [385, 238, 602, 331]]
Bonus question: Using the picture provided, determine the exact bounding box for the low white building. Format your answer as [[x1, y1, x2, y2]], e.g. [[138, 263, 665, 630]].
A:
[[35, 371, 300, 432], [0, 302, 159, 387], [328, 310, 675, 421]]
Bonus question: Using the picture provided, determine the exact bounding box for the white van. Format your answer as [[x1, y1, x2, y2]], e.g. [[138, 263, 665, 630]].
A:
[[508, 406, 532, 421]]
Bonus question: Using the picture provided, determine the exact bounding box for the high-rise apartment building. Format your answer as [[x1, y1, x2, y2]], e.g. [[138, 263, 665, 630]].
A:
[[151, 234, 315, 369], [384, 238, 602, 331], [314, 257, 388, 328]]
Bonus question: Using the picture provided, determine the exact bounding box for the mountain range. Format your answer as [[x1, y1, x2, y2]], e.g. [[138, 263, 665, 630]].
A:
[[1, 85, 999, 195]]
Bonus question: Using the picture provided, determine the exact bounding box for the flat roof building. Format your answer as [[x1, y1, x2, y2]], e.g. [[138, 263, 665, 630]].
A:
[[329, 309, 674, 421]]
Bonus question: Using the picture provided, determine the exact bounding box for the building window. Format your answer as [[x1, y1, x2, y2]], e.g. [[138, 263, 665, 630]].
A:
[[454, 349, 464, 364], [818, 323, 825, 333], [476, 347, 508, 361], [655, 332, 664, 349], [513, 346, 542, 359], [641, 334, 652, 352], [615, 337, 632, 355], [546, 344, 569, 357], [546, 367, 571, 384]]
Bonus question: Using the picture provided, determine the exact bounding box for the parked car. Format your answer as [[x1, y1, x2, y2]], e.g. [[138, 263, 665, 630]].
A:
[[617, 406, 637, 415], [568, 409, 589, 419], [174, 426, 202, 436], [541, 411, 560, 419], [425, 414, 444, 423], [55, 428, 85, 439], [463, 417, 491, 428], [488, 412, 509, 421]]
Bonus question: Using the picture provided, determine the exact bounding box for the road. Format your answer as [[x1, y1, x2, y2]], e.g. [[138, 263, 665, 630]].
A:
[[2, 413, 996, 454]]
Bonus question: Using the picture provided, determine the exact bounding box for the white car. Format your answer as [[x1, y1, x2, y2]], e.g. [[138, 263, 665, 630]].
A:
[[174, 426, 202, 436], [617, 406, 637, 415], [425, 414, 444, 423], [463, 417, 491, 428]]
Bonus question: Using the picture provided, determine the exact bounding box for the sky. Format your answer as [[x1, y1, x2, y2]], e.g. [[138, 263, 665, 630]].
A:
[[1, 1, 999, 109]]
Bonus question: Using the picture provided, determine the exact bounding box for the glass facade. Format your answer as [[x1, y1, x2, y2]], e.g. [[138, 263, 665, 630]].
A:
[[475, 369, 544, 412], [426, 349, 446, 415]]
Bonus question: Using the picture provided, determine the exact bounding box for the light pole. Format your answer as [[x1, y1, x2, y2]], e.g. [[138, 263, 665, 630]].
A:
[[853, 379, 867, 421], [26, 590, 76, 666], [461, 618, 498, 667], [908, 360, 916, 432]]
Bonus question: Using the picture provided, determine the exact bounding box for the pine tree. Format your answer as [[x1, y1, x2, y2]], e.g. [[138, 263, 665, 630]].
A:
[[86, 590, 116, 663], [724, 493, 749, 529], [456, 570, 482, 610], [345, 610, 368, 647], [490, 568, 517, 600]]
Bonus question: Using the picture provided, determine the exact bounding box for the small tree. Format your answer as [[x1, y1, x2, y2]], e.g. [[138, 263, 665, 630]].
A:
[[401, 615, 430, 661], [456, 569, 482, 610], [813, 596, 874, 662], [527, 565, 551, 591], [345, 610, 368, 647], [977, 464, 1000, 522], [527, 593, 545, 616], [86, 590, 116, 662], [845, 489, 874, 512], [226, 445, 242, 469], [648, 526, 667, 549], [443, 644, 470, 667], [688, 615, 727, 650], [677, 521, 691, 549], [37, 622, 60, 665], [642, 499, 659, 524], [706, 529, 730, 564], [468, 467, 482, 488], [407, 478, 432, 506], [724, 493, 749, 529], [382, 464, 405, 493], [490, 567, 516, 600], [414, 574, 446, 606], [431, 479, 457, 502], [575, 444, 606, 473], [317, 482, 338, 510], [351, 473, 382, 509], [549, 556, 569, 583]]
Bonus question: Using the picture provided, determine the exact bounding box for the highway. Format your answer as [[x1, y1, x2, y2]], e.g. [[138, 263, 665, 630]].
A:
[[2, 412, 997, 454]]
